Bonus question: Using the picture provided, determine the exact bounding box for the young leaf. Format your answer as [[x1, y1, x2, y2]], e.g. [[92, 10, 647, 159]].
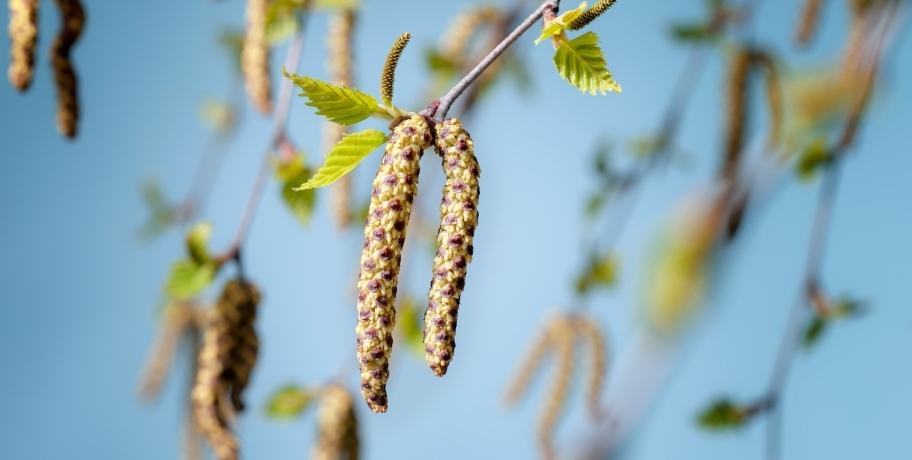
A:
[[283, 72, 380, 125], [186, 222, 212, 264], [697, 398, 746, 430], [575, 253, 619, 294], [553, 32, 622, 95], [534, 2, 588, 45], [796, 138, 832, 180], [802, 315, 827, 348], [396, 296, 424, 358], [281, 168, 316, 225], [264, 384, 315, 420], [165, 260, 217, 300], [294, 129, 387, 190]]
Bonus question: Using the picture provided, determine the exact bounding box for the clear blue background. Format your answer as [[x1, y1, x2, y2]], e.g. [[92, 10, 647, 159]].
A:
[[1, 0, 910, 459]]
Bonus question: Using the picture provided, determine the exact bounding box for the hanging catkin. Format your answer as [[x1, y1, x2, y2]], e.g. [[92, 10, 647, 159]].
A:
[[424, 118, 480, 376], [355, 115, 433, 413], [50, 0, 84, 139], [795, 0, 824, 46], [535, 317, 574, 460], [326, 10, 356, 229], [750, 51, 783, 149], [572, 316, 607, 420], [7, 0, 39, 91], [242, 0, 272, 114], [503, 319, 555, 406], [192, 280, 262, 460], [440, 6, 499, 62], [720, 48, 751, 183], [138, 302, 203, 400], [311, 385, 360, 460]]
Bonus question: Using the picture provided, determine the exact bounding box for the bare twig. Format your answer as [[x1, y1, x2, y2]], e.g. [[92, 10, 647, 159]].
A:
[[429, 1, 559, 120]]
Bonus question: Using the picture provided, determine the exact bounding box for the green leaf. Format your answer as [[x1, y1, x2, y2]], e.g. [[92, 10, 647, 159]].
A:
[[165, 260, 217, 300], [294, 129, 387, 190], [796, 138, 832, 180], [669, 22, 717, 43], [553, 32, 622, 95], [575, 253, 619, 294], [802, 315, 828, 348], [186, 222, 212, 264], [534, 1, 588, 45], [312, 0, 359, 9], [283, 72, 380, 125], [697, 398, 746, 430], [264, 385, 315, 420], [831, 298, 866, 319], [425, 48, 460, 77], [281, 167, 316, 226], [396, 296, 424, 358]]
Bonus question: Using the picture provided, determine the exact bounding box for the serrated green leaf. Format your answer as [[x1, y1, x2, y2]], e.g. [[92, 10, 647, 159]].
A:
[[284, 72, 380, 125], [294, 129, 387, 190], [534, 2, 588, 45], [166, 260, 217, 300], [186, 222, 212, 264], [553, 32, 622, 95], [264, 385, 315, 420], [697, 398, 746, 430]]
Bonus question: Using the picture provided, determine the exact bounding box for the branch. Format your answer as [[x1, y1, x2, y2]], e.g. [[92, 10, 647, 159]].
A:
[[428, 1, 559, 121], [222, 13, 311, 266]]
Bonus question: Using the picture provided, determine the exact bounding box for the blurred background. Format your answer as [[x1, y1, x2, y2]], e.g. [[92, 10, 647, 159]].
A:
[[1, 0, 910, 459]]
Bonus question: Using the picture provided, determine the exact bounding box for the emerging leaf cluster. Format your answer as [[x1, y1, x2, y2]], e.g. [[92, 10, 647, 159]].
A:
[[165, 222, 221, 300]]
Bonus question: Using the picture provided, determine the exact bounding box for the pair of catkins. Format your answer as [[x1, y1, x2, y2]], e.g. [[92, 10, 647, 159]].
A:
[[7, 0, 84, 138], [354, 115, 481, 413]]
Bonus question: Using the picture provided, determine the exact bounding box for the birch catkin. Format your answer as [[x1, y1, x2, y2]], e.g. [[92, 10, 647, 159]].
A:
[[242, 0, 272, 114], [138, 302, 201, 401], [424, 118, 480, 376], [312, 385, 360, 460], [192, 280, 262, 460], [721, 48, 750, 182], [503, 320, 555, 406], [536, 318, 574, 460], [355, 115, 433, 413], [326, 10, 356, 229], [51, 0, 84, 139], [795, 0, 824, 46], [573, 317, 607, 420], [7, 0, 39, 91], [440, 6, 499, 62]]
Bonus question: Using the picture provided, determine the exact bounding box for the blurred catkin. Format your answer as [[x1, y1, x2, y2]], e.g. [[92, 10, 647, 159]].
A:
[[311, 385, 360, 460], [50, 0, 84, 139], [536, 317, 574, 460], [503, 319, 555, 406], [355, 115, 432, 413], [721, 48, 751, 182], [573, 316, 607, 420], [440, 6, 499, 62], [242, 0, 272, 114], [424, 118, 480, 376], [326, 10, 356, 229], [795, 0, 824, 46], [7, 0, 39, 91], [379, 32, 410, 106], [192, 280, 262, 460], [138, 302, 204, 401], [750, 51, 783, 148], [568, 0, 618, 31]]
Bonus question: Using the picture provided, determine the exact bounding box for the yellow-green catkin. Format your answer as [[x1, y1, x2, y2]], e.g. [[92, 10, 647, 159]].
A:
[[326, 10, 356, 229], [568, 0, 618, 31], [7, 0, 39, 91], [573, 316, 607, 420], [50, 0, 84, 139], [424, 118, 480, 376], [536, 317, 574, 460], [795, 0, 823, 46], [192, 280, 262, 460], [311, 385, 360, 460], [379, 32, 410, 106], [242, 0, 272, 114], [355, 115, 433, 413]]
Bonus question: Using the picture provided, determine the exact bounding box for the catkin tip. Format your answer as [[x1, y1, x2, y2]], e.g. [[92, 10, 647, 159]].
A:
[[568, 0, 618, 31], [380, 32, 411, 106]]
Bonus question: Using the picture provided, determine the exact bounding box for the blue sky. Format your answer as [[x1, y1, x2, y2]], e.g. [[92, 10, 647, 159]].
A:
[[1, 0, 910, 459]]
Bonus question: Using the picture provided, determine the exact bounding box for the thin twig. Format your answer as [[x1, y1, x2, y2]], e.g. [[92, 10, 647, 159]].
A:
[[430, 1, 559, 120], [223, 13, 310, 264]]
